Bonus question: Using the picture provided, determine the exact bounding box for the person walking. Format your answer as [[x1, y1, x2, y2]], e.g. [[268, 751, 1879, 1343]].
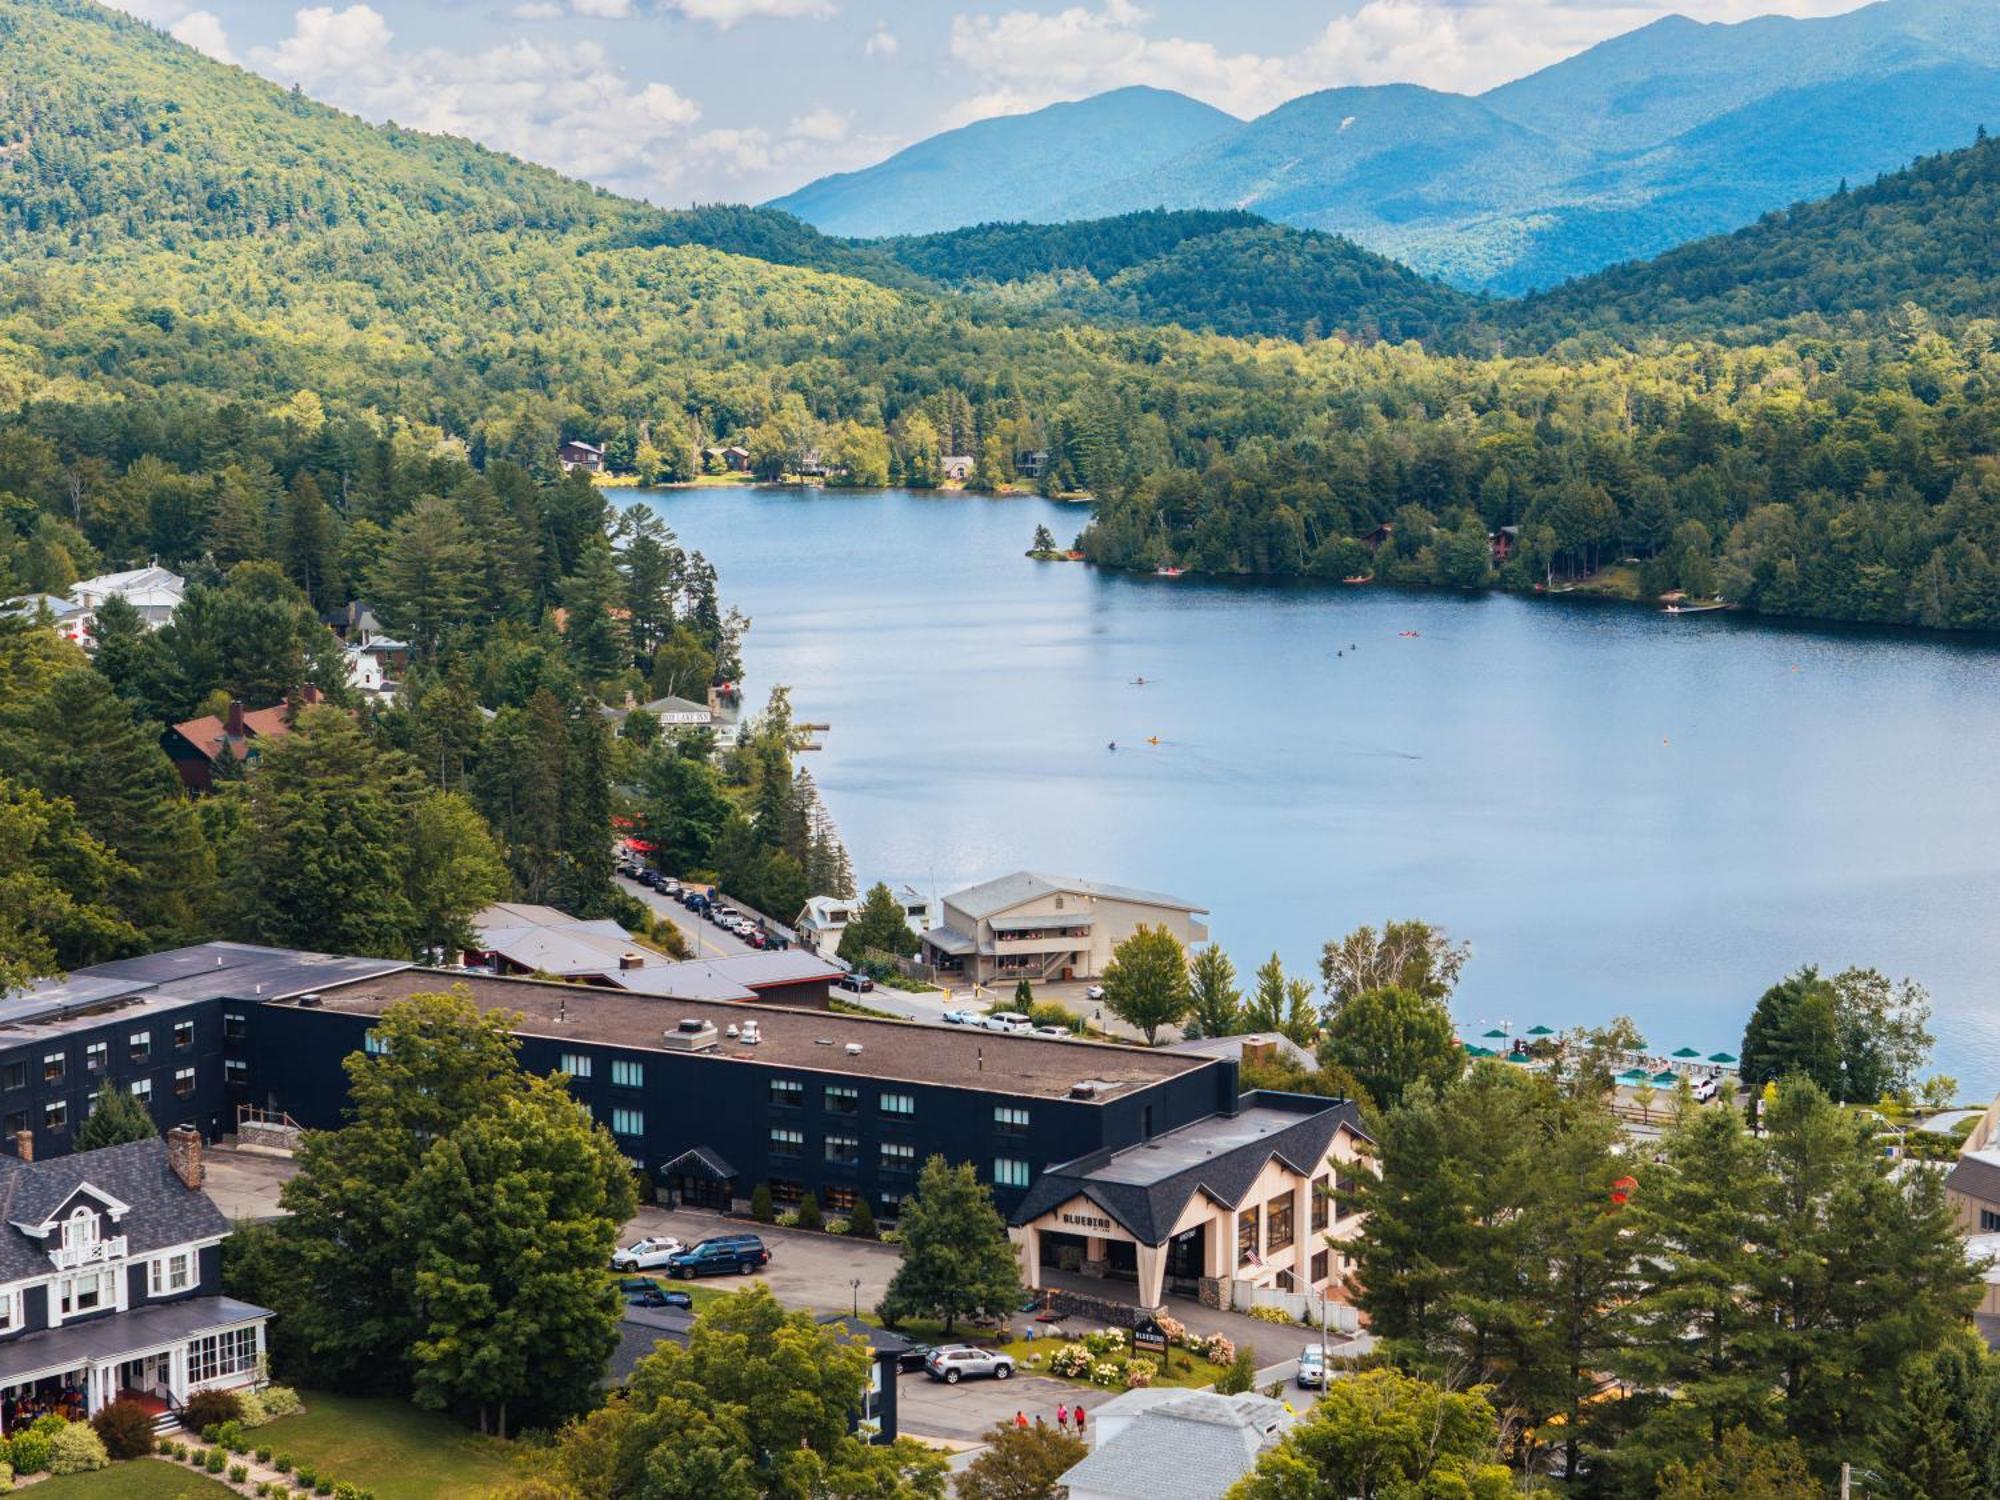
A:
[[1074, 1405, 1086, 1441], [1014, 1410, 1028, 1432], [1057, 1401, 1070, 1433]]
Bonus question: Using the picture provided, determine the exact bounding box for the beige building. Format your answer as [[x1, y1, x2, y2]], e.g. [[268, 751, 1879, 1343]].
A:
[[1009, 1092, 1371, 1314], [919, 872, 1208, 984], [1945, 1094, 2000, 1236]]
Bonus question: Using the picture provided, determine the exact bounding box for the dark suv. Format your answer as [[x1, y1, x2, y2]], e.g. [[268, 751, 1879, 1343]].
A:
[[664, 1234, 771, 1279]]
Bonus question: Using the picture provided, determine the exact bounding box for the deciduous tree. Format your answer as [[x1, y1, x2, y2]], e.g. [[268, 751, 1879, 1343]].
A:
[[1100, 924, 1191, 1044], [1321, 984, 1461, 1111], [879, 1156, 1022, 1335]]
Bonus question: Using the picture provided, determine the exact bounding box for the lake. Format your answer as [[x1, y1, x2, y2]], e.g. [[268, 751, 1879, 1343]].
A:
[[637, 486, 2000, 1093]]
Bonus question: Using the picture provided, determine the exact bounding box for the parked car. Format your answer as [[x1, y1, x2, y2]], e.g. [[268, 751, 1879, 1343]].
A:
[[940, 1008, 978, 1025], [1692, 1076, 1719, 1103], [836, 972, 875, 993], [925, 1345, 1015, 1384], [894, 1343, 938, 1374], [665, 1234, 771, 1279], [660, 878, 682, 896], [611, 1235, 685, 1271], [1296, 1345, 1326, 1389], [983, 1012, 1032, 1034], [1085, 984, 1106, 1001], [616, 1277, 694, 1309], [1030, 1024, 1072, 1039]]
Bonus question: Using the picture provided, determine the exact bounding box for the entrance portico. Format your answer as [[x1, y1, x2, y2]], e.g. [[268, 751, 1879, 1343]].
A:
[[1009, 1091, 1371, 1315], [0, 1297, 268, 1426]]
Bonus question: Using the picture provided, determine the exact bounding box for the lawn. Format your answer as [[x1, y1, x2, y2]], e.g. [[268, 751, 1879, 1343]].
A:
[[604, 1270, 732, 1314], [255, 1391, 525, 1500], [30, 1460, 237, 1498], [872, 1316, 1230, 1391]]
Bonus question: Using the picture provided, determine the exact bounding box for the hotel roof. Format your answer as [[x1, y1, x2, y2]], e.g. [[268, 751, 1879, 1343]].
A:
[[944, 872, 1205, 920], [292, 969, 1206, 1100]]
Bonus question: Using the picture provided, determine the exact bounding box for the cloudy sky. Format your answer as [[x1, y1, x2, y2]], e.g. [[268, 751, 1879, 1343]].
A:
[[107, 0, 1870, 205]]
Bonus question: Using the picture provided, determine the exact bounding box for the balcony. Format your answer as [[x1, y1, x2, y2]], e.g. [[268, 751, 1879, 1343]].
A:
[[49, 1236, 126, 1271]]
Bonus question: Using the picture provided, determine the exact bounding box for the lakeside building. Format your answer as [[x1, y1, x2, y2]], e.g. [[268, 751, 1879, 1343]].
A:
[[794, 887, 934, 960], [1008, 1093, 1369, 1313], [0, 594, 93, 648], [68, 565, 184, 630], [919, 873, 1208, 985], [0, 1128, 269, 1425], [557, 440, 604, 474], [160, 691, 326, 793]]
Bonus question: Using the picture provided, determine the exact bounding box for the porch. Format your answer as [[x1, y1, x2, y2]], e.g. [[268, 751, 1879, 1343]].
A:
[[0, 1295, 269, 1427]]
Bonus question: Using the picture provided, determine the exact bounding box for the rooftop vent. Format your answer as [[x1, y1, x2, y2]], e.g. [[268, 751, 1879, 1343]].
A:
[[297, 993, 322, 1008], [1069, 1081, 1099, 1100], [845, 1043, 863, 1056], [662, 1019, 719, 1053], [815, 1038, 835, 1047], [739, 1020, 761, 1046], [725, 1023, 740, 1039]]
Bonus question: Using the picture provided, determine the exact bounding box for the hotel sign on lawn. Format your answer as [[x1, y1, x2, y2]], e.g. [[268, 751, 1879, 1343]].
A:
[[1131, 1317, 1170, 1357]]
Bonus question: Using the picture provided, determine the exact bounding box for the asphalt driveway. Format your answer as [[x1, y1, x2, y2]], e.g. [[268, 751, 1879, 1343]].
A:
[[898, 1370, 1081, 1445]]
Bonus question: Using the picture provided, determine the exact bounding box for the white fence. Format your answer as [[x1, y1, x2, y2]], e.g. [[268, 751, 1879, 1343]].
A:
[[1234, 1283, 1361, 1335]]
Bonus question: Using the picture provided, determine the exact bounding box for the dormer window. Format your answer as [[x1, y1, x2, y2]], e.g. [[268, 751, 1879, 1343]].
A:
[[61, 1207, 100, 1254]]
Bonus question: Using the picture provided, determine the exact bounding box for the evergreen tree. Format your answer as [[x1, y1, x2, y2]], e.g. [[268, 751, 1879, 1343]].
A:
[[404, 790, 510, 956], [1243, 952, 1318, 1045], [370, 496, 478, 661], [557, 536, 629, 680], [1184, 944, 1242, 1039], [75, 1085, 158, 1151], [838, 882, 920, 963], [1877, 1361, 1980, 1500], [280, 470, 340, 608], [1656, 1428, 1821, 1500], [879, 1156, 1022, 1335], [85, 594, 150, 701]]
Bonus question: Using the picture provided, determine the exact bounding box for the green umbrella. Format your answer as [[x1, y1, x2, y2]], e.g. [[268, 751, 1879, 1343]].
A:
[[1526, 1025, 1555, 1037], [1671, 1047, 1702, 1059], [1618, 1068, 1650, 1083], [1708, 1052, 1737, 1064], [1481, 1028, 1509, 1039], [1506, 1053, 1533, 1065], [1652, 1070, 1678, 1085]]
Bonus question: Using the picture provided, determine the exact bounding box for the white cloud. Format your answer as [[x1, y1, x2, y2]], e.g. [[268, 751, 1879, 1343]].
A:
[[571, 0, 638, 16], [864, 25, 897, 57], [666, 0, 835, 26], [510, 1, 565, 15], [251, 6, 702, 193], [170, 10, 234, 61], [944, 0, 1873, 126]]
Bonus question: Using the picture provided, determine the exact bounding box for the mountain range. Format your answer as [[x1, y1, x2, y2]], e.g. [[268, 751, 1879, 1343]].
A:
[[770, 0, 2000, 295]]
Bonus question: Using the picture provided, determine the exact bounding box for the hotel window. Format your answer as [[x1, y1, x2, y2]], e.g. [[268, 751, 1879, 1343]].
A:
[[1266, 1194, 1294, 1252], [1, 1061, 23, 1091], [1984, 1210, 2000, 1233], [2, 1111, 23, 1137], [825, 1184, 857, 1213], [42, 1052, 65, 1084], [993, 1158, 1030, 1189], [610, 1108, 644, 1137], [770, 1127, 804, 1157], [770, 1079, 803, 1109], [994, 1106, 1030, 1135], [223, 1060, 248, 1085], [768, 1178, 804, 1207], [44, 1100, 67, 1130], [824, 1085, 858, 1115], [84, 1042, 108, 1075], [560, 1052, 593, 1079], [58, 1267, 116, 1318], [223, 1012, 247, 1042], [611, 1059, 644, 1089], [880, 1142, 915, 1172], [1311, 1175, 1330, 1232], [364, 1030, 389, 1056], [188, 1327, 259, 1384], [1238, 1206, 1259, 1264], [1311, 1250, 1330, 1284], [825, 1135, 859, 1166], [175, 1067, 196, 1098], [129, 1078, 153, 1104], [879, 1093, 915, 1117], [129, 1030, 152, 1063], [174, 1019, 195, 1051], [150, 1251, 194, 1297]]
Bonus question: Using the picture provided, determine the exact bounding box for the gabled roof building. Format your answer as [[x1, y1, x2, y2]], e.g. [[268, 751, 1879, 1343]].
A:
[[921, 872, 1208, 984]]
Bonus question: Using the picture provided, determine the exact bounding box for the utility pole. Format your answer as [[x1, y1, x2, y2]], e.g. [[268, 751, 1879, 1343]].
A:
[[1840, 1461, 1851, 1499]]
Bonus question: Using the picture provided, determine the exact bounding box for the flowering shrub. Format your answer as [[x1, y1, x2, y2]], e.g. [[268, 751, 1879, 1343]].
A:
[[1249, 1305, 1294, 1325], [49, 1421, 111, 1475], [1123, 1357, 1158, 1389], [1089, 1359, 1126, 1388], [1200, 1334, 1236, 1365], [1155, 1314, 1188, 1344], [1048, 1344, 1094, 1378], [1081, 1329, 1125, 1356], [259, 1386, 304, 1420]]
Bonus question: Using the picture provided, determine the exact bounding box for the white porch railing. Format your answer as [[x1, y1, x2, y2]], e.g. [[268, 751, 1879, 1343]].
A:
[[50, 1236, 126, 1271]]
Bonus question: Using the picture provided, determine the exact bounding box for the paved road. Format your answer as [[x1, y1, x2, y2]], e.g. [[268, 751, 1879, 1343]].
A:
[[616, 873, 754, 960]]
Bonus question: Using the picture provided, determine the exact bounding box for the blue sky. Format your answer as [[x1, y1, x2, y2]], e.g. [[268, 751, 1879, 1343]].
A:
[[106, 0, 1869, 205]]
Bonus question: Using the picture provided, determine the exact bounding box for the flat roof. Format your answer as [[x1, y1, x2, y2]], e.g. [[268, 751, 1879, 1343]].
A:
[[1082, 1106, 1333, 1188], [295, 970, 1205, 1101]]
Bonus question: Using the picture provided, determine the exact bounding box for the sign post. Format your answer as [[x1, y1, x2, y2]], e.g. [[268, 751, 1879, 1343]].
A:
[[1130, 1316, 1170, 1364]]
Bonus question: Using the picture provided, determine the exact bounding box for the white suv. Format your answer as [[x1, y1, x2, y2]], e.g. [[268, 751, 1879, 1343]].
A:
[[611, 1235, 686, 1271], [924, 1345, 1015, 1383]]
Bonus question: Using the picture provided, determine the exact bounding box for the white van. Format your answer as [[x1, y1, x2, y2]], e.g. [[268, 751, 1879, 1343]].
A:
[[983, 1012, 1033, 1034]]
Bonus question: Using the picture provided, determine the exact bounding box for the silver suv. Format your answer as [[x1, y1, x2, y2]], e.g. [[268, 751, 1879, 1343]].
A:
[[924, 1345, 1015, 1384]]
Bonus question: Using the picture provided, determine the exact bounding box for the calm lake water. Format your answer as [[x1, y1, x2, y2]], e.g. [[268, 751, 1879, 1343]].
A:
[[638, 486, 2000, 1092]]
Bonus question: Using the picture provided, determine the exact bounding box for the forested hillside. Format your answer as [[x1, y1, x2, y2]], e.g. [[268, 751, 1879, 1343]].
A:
[[0, 0, 1997, 640]]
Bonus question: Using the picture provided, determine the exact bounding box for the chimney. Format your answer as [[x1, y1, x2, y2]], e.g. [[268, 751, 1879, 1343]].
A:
[[12, 1130, 30, 1163], [166, 1124, 204, 1191], [1241, 1037, 1276, 1069], [619, 952, 644, 971], [302, 684, 323, 705], [225, 701, 245, 737]]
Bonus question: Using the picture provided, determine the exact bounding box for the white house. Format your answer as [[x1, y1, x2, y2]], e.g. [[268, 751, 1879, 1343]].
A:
[[0, 1129, 269, 1426], [794, 886, 933, 960], [0, 595, 93, 648], [1058, 1390, 1294, 1500], [340, 636, 409, 702], [68, 566, 184, 631]]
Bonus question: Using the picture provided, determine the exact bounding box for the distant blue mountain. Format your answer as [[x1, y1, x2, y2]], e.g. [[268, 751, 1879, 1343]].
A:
[[771, 0, 2000, 293], [767, 87, 1238, 239]]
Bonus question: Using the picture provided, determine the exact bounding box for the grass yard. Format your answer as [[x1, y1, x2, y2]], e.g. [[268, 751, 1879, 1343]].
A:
[[872, 1316, 1230, 1391], [255, 1390, 525, 1500], [30, 1460, 238, 1498], [604, 1270, 732, 1313]]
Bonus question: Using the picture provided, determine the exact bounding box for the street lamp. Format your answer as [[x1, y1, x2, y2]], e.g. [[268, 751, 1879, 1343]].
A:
[[850, 1278, 862, 1319]]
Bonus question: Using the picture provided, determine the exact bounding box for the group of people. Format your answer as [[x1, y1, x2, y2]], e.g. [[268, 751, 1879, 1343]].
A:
[[1, 1386, 83, 1433], [1011, 1402, 1087, 1438]]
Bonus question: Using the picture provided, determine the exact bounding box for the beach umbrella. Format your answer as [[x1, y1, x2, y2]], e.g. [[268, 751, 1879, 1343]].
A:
[[1526, 1025, 1555, 1037], [1652, 1070, 1678, 1086], [1481, 1028, 1509, 1039], [1708, 1052, 1737, 1065], [1671, 1047, 1702, 1059], [1506, 1053, 1534, 1065], [1618, 1068, 1650, 1084]]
